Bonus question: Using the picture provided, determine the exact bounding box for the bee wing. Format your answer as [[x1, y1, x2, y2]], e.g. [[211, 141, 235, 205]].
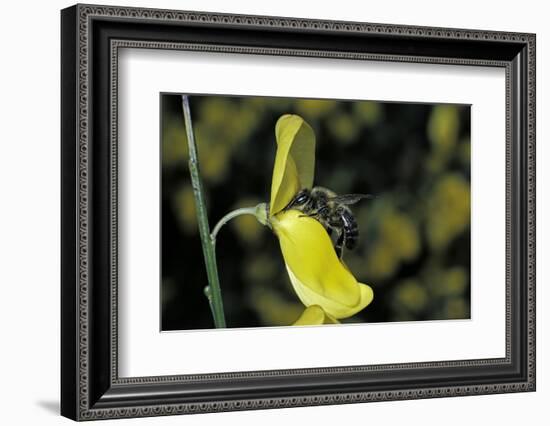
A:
[[328, 194, 375, 205]]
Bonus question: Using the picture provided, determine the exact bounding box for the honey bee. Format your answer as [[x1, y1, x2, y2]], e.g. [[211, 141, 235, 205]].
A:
[[283, 187, 373, 259]]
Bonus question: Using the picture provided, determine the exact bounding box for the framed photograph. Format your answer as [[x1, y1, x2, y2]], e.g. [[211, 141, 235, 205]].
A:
[[61, 4, 536, 421]]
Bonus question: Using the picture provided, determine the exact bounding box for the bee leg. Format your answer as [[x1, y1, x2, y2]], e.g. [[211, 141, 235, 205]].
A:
[[301, 205, 329, 219], [299, 210, 319, 218], [335, 231, 345, 259]]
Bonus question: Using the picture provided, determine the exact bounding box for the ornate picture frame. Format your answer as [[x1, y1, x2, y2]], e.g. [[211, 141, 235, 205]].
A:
[[61, 4, 535, 421]]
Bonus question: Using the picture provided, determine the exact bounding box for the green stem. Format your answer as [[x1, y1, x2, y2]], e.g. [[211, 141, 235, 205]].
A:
[[211, 207, 259, 244], [181, 95, 226, 328]]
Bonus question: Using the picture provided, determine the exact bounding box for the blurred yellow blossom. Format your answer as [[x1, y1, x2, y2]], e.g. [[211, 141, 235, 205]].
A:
[[328, 113, 359, 145], [428, 266, 468, 297], [231, 199, 264, 246], [381, 211, 420, 262], [427, 105, 460, 172], [393, 279, 428, 314], [443, 297, 469, 319], [428, 105, 459, 153], [244, 254, 278, 284], [294, 99, 337, 120], [249, 286, 304, 326], [162, 120, 188, 166], [173, 184, 198, 234], [426, 173, 470, 251], [353, 101, 383, 126], [365, 206, 420, 280], [366, 241, 399, 280]]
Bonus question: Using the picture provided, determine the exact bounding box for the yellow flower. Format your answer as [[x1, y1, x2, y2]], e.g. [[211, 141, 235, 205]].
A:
[[269, 114, 374, 325], [293, 305, 339, 326]]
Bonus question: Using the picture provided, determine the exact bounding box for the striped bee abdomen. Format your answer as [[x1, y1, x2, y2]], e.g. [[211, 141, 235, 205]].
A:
[[340, 207, 359, 250]]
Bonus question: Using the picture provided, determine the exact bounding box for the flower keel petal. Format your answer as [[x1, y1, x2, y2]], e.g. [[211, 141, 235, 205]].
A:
[[273, 210, 366, 313], [292, 305, 342, 326], [292, 305, 326, 326]]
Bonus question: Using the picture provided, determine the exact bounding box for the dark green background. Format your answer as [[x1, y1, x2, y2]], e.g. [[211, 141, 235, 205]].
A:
[[161, 94, 471, 330]]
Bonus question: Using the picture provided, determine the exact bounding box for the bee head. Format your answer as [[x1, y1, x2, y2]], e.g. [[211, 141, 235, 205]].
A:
[[284, 189, 311, 211]]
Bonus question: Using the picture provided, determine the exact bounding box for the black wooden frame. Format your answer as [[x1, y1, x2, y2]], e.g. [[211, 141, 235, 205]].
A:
[[61, 4, 536, 421]]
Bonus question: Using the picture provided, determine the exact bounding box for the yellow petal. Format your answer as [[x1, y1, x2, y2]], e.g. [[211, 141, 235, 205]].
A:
[[272, 210, 373, 318], [292, 305, 342, 326], [287, 267, 373, 319], [269, 115, 315, 215], [292, 305, 326, 326], [324, 312, 341, 324]]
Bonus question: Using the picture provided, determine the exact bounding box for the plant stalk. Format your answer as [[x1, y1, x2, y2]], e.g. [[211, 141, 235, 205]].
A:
[[181, 95, 226, 328], [211, 207, 260, 245]]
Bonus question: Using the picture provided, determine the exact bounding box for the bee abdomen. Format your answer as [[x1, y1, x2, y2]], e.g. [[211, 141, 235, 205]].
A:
[[340, 209, 359, 250], [345, 227, 359, 249]]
